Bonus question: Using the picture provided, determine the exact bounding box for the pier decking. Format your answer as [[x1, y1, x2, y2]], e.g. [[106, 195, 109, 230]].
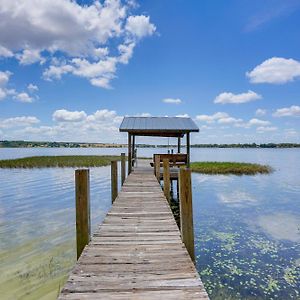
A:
[[58, 163, 209, 299]]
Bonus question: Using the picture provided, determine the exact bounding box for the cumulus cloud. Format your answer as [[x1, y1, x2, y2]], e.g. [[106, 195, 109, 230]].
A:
[[17, 108, 124, 141], [0, 71, 38, 102], [246, 57, 300, 84], [52, 109, 87, 122], [0, 70, 15, 100], [196, 112, 230, 123], [14, 92, 34, 103], [257, 126, 277, 132], [214, 90, 262, 104], [162, 98, 182, 104], [0, 116, 40, 128], [125, 15, 156, 38], [0, 0, 156, 88], [273, 105, 300, 117], [217, 117, 243, 124], [0, 45, 13, 58], [248, 118, 271, 126], [27, 83, 39, 92], [255, 108, 266, 116]]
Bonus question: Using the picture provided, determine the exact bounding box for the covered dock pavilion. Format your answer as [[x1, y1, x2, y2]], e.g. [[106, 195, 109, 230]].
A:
[[119, 116, 199, 173]]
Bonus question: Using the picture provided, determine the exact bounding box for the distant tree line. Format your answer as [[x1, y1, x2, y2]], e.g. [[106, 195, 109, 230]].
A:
[[1, 140, 299, 148]]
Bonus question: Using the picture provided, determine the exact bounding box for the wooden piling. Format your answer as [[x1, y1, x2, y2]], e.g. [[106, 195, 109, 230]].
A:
[[121, 153, 126, 185], [155, 155, 160, 180], [179, 168, 195, 262], [111, 160, 118, 203], [163, 158, 171, 203], [75, 169, 90, 260]]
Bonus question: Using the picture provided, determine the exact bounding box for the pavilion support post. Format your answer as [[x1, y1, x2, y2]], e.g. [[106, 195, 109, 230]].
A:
[[179, 167, 195, 262], [121, 153, 126, 185], [178, 137, 181, 153], [128, 133, 132, 174], [132, 135, 135, 167], [163, 159, 171, 203], [75, 169, 90, 260], [186, 132, 190, 167]]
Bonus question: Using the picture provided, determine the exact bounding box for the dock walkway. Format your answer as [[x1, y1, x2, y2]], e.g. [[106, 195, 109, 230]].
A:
[[58, 164, 209, 299]]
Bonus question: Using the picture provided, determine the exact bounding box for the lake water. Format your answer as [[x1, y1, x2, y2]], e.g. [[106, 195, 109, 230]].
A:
[[0, 148, 299, 299]]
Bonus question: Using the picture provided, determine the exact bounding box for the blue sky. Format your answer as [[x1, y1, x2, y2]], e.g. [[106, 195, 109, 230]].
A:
[[0, 0, 300, 144]]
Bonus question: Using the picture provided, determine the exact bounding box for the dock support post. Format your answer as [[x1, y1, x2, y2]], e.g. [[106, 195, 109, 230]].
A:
[[111, 160, 118, 203], [163, 159, 171, 203], [155, 155, 160, 181], [128, 133, 132, 175], [186, 133, 190, 167], [179, 168, 195, 262], [121, 153, 126, 185], [75, 169, 90, 260]]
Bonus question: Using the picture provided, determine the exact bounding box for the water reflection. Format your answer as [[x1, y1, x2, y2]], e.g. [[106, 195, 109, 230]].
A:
[[0, 148, 299, 299]]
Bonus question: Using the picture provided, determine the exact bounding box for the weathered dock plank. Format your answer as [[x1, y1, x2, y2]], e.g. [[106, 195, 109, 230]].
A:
[[58, 165, 209, 300]]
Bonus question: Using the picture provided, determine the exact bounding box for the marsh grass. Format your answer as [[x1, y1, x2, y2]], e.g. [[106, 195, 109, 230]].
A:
[[190, 161, 272, 175], [0, 155, 120, 168]]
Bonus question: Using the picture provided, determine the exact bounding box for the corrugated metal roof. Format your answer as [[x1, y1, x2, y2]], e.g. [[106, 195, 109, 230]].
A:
[[119, 117, 199, 133]]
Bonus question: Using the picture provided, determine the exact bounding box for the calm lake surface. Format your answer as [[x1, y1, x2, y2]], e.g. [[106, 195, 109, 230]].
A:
[[0, 148, 299, 299]]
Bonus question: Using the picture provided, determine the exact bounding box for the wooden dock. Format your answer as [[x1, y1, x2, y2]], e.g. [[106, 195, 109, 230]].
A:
[[58, 163, 209, 299]]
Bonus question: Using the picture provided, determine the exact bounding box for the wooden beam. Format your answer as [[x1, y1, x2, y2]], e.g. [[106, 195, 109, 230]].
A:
[[128, 133, 132, 174], [111, 161, 118, 203], [163, 159, 171, 203], [186, 132, 190, 167], [75, 169, 90, 260], [179, 167, 195, 262], [121, 153, 126, 185]]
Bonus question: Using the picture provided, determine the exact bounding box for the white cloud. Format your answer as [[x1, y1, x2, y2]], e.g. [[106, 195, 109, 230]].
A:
[[125, 15, 156, 38], [217, 117, 243, 124], [255, 108, 266, 116], [214, 90, 262, 104], [0, 116, 40, 128], [162, 98, 182, 104], [0, 0, 156, 88], [118, 43, 135, 64], [196, 112, 229, 123], [257, 126, 277, 132], [273, 105, 300, 117], [14, 92, 34, 103], [52, 109, 87, 122], [0, 71, 18, 100], [0, 46, 13, 58], [248, 118, 271, 126], [246, 57, 300, 84], [27, 83, 39, 92], [0, 71, 11, 87], [13, 108, 124, 142], [16, 49, 46, 65]]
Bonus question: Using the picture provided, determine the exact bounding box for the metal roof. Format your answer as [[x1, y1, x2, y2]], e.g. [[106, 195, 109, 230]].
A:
[[119, 117, 199, 136]]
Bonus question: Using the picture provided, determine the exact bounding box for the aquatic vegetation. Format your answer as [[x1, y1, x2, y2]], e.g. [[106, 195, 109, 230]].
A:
[[190, 161, 272, 175], [0, 155, 120, 168]]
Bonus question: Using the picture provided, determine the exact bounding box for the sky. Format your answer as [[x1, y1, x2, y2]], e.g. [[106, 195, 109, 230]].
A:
[[0, 0, 300, 144]]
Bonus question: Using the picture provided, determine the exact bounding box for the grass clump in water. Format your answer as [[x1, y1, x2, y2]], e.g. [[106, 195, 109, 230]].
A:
[[190, 161, 272, 175], [0, 155, 121, 168]]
